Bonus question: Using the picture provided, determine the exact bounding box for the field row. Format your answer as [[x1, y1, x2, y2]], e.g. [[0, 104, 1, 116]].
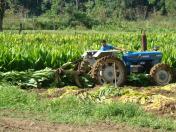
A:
[[0, 32, 176, 71]]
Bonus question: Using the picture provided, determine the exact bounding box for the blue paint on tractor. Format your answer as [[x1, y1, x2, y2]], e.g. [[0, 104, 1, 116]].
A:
[[122, 51, 163, 73]]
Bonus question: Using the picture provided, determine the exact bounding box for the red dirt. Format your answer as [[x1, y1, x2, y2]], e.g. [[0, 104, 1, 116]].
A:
[[0, 117, 158, 132]]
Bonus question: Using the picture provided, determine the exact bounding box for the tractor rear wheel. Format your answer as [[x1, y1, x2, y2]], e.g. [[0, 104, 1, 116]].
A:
[[150, 63, 172, 86], [91, 56, 127, 86]]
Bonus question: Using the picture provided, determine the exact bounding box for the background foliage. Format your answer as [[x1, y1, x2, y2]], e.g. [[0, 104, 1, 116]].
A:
[[2, 0, 176, 30]]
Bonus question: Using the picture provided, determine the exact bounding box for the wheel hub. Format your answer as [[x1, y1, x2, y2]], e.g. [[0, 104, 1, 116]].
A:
[[100, 66, 115, 82], [98, 63, 120, 84], [156, 70, 170, 83]]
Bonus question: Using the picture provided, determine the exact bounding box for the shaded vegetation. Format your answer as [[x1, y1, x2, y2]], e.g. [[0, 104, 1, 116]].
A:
[[1, 0, 176, 30]]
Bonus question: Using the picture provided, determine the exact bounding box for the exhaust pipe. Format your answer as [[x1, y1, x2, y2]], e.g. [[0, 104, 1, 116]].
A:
[[142, 31, 147, 51]]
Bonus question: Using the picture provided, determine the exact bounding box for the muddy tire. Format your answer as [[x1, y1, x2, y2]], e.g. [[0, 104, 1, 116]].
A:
[[91, 55, 127, 86], [150, 63, 172, 86]]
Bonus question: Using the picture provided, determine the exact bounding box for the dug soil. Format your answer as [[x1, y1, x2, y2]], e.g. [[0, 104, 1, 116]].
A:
[[0, 117, 157, 132]]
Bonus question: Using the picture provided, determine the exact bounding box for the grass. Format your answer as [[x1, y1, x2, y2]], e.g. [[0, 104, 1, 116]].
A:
[[3, 15, 176, 32], [0, 83, 176, 131]]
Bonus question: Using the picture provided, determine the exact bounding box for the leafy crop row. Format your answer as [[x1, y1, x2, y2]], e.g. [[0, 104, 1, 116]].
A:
[[0, 32, 175, 71]]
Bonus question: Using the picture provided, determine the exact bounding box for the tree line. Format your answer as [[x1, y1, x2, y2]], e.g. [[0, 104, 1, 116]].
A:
[[0, 0, 176, 31]]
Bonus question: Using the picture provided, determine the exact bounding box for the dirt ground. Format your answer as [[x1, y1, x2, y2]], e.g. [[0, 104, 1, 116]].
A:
[[0, 117, 158, 132], [1, 84, 176, 132]]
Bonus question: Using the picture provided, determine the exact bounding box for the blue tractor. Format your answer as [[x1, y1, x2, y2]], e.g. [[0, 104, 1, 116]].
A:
[[79, 44, 172, 86]]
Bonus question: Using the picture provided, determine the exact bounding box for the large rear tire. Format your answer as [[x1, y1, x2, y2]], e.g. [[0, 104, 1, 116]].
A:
[[150, 63, 172, 86], [91, 56, 127, 86]]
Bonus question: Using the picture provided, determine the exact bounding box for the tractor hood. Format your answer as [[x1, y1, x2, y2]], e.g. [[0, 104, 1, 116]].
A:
[[123, 51, 163, 61]]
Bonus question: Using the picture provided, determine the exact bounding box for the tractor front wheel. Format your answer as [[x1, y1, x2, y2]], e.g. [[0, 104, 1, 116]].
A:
[[150, 63, 172, 86], [91, 56, 127, 86]]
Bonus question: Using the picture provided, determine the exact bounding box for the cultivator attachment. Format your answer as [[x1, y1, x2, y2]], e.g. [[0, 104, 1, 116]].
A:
[[56, 59, 95, 88]]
